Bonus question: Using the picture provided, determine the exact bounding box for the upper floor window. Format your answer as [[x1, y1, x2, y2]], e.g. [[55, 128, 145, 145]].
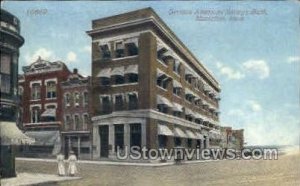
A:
[[0, 54, 11, 94], [74, 92, 80, 106], [100, 77, 110, 86], [128, 93, 138, 110], [128, 74, 138, 83], [31, 106, 41, 123], [46, 81, 56, 99], [173, 87, 180, 96], [65, 93, 71, 107], [173, 60, 181, 74], [115, 75, 125, 85], [83, 92, 89, 106], [31, 83, 41, 100], [83, 114, 89, 130], [100, 44, 111, 59], [74, 115, 80, 130], [115, 95, 124, 111], [65, 115, 72, 130], [125, 43, 138, 56], [115, 41, 125, 58], [101, 95, 111, 114]]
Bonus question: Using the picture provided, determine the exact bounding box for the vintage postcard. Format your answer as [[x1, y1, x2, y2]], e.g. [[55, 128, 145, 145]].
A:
[[0, 1, 299, 186]]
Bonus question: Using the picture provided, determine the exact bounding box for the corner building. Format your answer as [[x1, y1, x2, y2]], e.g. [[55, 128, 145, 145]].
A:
[[87, 8, 221, 160]]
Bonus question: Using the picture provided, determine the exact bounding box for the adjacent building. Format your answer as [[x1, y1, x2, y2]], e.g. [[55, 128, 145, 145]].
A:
[[61, 69, 92, 159], [19, 57, 72, 156], [87, 8, 221, 160], [0, 9, 33, 178], [220, 126, 244, 150]]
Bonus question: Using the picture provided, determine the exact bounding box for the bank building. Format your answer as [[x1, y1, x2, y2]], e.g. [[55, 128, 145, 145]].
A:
[[87, 8, 221, 160]]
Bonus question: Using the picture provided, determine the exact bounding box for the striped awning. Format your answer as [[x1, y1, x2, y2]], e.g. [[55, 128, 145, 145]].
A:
[[185, 108, 195, 116], [111, 66, 125, 76], [172, 102, 183, 112], [186, 130, 197, 139], [125, 65, 138, 74], [0, 122, 35, 145], [157, 95, 173, 107], [173, 80, 182, 88], [158, 124, 173, 136], [195, 132, 204, 140], [174, 127, 187, 138], [96, 68, 111, 78]]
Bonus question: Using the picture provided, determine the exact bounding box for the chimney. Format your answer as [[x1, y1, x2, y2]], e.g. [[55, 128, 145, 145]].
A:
[[73, 68, 78, 74]]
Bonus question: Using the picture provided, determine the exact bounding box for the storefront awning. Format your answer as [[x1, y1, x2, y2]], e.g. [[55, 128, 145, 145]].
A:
[[158, 124, 173, 136], [111, 66, 125, 76], [41, 109, 56, 117], [186, 130, 197, 139], [25, 130, 60, 146], [185, 108, 195, 116], [195, 132, 204, 140], [97, 68, 111, 78], [125, 64, 138, 74], [0, 122, 35, 145], [172, 102, 183, 112], [173, 80, 182, 88], [157, 95, 173, 107], [174, 127, 187, 138]]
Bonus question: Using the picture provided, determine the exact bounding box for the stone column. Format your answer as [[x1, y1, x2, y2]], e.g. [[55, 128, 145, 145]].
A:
[[108, 124, 115, 159], [92, 124, 100, 159], [124, 123, 130, 150]]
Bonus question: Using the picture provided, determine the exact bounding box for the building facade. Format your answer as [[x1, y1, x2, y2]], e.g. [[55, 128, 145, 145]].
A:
[[220, 126, 244, 151], [18, 57, 72, 156], [87, 8, 221, 160], [61, 69, 92, 159], [0, 9, 33, 178]]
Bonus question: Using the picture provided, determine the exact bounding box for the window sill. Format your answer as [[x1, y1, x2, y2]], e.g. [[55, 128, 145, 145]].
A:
[[111, 82, 138, 87], [173, 94, 181, 99], [112, 55, 138, 61], [30, 99, 41, 101], [157, 85, 168, 92], [46, 97, 57, 100], [157, 59, 168, 68]]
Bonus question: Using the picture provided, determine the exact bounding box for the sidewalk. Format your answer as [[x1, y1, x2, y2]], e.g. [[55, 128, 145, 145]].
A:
[[0, 172, 80, 186], [16, 157, 219, 167]]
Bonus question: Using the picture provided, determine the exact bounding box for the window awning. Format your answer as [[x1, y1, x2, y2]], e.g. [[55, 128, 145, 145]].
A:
[[157, 124, 173, 136], [195, 132, 204, 140], [111, 66, 125, 76], [124, 37, 139, 46], [0, 122, 35, 145], [41, 109, 56, 117], [204, 84, 211, 92], [172, 102, 183, 112], [185, 68, 196, 77], [173, 80, 182, 88], [185, 88, 196, 97], [185, 108, 195, 116], [125, 64, 138, 74], [174, 127, 187, 138], [157, 95, 173, 107], [186, 130, 197, 139], [25, 130, 60, 146], [96, 68, 111, 78]]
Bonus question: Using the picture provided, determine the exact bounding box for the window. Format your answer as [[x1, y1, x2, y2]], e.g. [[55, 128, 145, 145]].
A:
[[43, 105, 56, 122], [100, 77, 110, 86], [74, 93, 80, 106], [128, 74, 138, 83], [185, 115, 193, 122], [130, 124, 141, 148], [101, 96, 111, 114], [83, 114, 89, 130], [83, 92, 89, 106], [173, 61, 180, 74], [173, 111, 181, 118], [157, 104, 168, 114], [115, 42, 125, 58], [115, 75, 125, 85], [31, 106, 41, 123], [0, 54, 11, 94], [157, 78, 168, 89], [185, 75, 192, 84], [128, 93, 138, 110], [185, 95, 193, 102], [187, 139, 192, 148], [115, 95, 123, 111], [65, 93, 71, 107], [173, 88, 180, 96], [100, 45, 111, 59], [115, 125, 124, 151], [65, 115, 72, 130], [74, 115, 80, 130], [158, 135, 167, 148], [125, 43, 138, 56], [174, 137, 181, 147], [46, 81, 56, 99], [31, 83, 41, 100]]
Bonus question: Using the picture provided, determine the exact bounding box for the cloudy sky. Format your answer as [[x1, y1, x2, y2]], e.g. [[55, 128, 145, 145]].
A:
[[3, 1, 299, 146]]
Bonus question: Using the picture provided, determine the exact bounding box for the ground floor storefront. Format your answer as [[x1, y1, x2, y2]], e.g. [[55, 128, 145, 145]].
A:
[[92, 110, 221, 161]]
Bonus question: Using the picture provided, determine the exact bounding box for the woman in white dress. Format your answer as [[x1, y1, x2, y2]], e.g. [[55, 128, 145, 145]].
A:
[[67, 151, 78, 176], [57, 153, 65, 176]]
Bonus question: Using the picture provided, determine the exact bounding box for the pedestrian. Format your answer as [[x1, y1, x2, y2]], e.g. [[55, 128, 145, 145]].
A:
[[57, 153, 65, 176], [67, 151, 78, 176]]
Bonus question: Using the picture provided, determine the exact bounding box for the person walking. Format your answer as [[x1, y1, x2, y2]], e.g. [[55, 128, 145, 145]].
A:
[[57, 153, 65, 176], [67, 151, 78, 176]]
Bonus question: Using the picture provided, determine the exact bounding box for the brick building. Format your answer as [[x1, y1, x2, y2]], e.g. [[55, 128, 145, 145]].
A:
[[87, 8, 221, 160], [61, 69, 92, 159], [18, 57, 72, 156], [220, 126, 244, 150]]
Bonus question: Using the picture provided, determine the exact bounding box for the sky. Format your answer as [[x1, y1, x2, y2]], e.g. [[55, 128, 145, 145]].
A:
[[2, 1, 300, 146]]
